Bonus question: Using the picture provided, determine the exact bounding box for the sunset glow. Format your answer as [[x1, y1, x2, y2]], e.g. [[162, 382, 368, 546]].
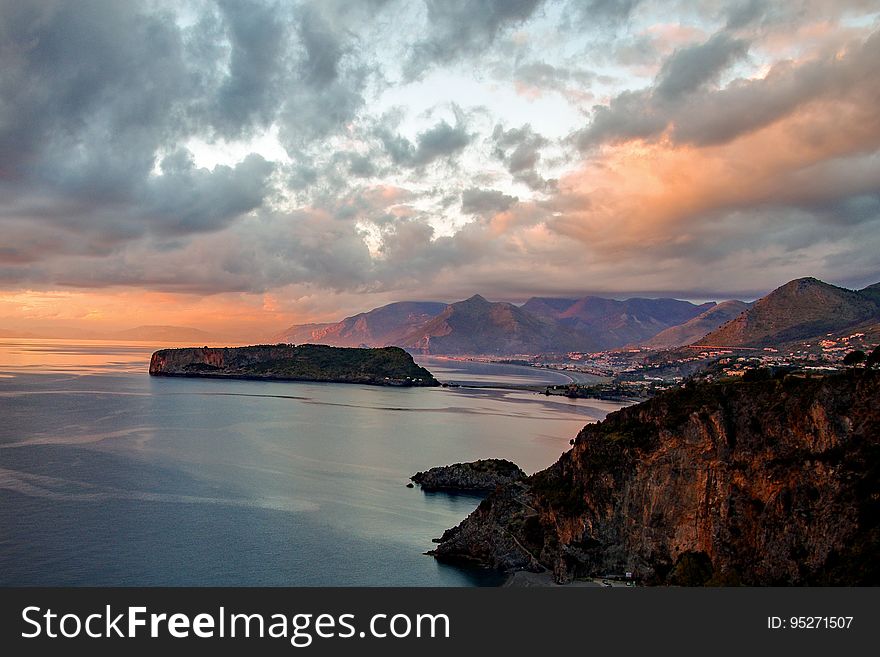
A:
[[1, 1, 878, 339]]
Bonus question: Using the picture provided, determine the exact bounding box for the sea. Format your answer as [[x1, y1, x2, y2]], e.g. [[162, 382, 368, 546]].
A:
[[0, 340, 626, 586]]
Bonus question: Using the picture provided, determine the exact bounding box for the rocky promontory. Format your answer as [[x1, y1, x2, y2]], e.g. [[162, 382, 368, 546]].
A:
[[149, 344, 438, 387], [411, 459, 526, 492], [430, 370, 880, 585]]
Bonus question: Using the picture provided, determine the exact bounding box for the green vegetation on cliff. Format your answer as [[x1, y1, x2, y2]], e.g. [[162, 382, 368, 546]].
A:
[[149, 344, 438, 387]]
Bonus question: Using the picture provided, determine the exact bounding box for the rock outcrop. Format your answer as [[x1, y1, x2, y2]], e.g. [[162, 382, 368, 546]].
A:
[[430, 370, 880, 585], [149, 344, 438, 387], [411, 459, 526, 492]]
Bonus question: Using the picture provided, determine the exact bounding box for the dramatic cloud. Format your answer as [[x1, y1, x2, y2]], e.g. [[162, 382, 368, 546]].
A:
[[376, 115, 473, 168], [404, 0, 546, 78], [491, 124, 553, 190], [461, 188, 518, 216], [577, 28, 879, 148], [1, 0, 878, 336], [654, 33, 750, 99]]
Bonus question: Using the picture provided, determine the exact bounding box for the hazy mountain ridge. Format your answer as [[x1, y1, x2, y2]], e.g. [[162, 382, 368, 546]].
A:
[[522, 296, 714, 350], [278, 294, 715, 355], [0, 324, 215, 343], [272, 277, 880, 355], [398, 295, 590, 355], [642, 300, 752, 348], [276, 301, 446, 347]]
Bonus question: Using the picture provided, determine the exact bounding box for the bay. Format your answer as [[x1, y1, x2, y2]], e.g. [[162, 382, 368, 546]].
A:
[[0, 339, 625, 586]]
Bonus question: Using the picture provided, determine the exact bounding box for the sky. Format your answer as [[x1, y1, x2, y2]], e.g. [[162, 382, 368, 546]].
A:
[[1, 0, 879, 339]]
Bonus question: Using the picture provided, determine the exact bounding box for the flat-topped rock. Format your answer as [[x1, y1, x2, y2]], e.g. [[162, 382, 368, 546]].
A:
[[149, 344, 438, 387]]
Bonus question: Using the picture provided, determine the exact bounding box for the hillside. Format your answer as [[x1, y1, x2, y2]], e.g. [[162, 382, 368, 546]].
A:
[[276, 301, 446, 347], [698, 277, 879, 347], [149, 344, 438, 386], [429, 370, 880, 585], [399, 295, 588, 355], [523, 296, 714, 350], [860, 282, 880, 306], [642, 300, 751, 348]]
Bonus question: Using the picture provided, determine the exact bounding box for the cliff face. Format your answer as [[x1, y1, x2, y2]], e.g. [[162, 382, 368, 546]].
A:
[[149, 344, 438, 386], [431, 370, 880, 585]]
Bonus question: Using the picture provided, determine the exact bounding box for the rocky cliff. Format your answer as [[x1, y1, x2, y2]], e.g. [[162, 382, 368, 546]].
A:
[[149, 344, 438, 386], [430, 370, 880, 585]]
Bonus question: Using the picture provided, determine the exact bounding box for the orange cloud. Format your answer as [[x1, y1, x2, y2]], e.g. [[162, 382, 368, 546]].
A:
[[552, 77, 880, 254]]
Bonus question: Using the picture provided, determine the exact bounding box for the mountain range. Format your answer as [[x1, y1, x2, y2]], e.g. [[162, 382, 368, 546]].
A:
[[277, 301, 446, 348], [521, 296, 716, 350], [278, 293, 726, 354], [399, 294, 586, 355], [276, 276, 880, 355]]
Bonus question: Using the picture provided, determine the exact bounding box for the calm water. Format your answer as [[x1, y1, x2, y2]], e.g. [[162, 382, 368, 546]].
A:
[[0, 340, 623, 586]]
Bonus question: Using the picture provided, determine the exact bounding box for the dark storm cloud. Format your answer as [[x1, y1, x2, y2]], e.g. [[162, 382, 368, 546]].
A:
[[211, 0, 290, 138], [654, 33, 749, 100], [411, 120, 472, 165], [461, 188, 518, 216], [562, 0, 643, 27], [0, 1, 194, 188], [276, 3, 372, 149], [345, 153, 378, 178], [725, 0, 767, 29], [512, 61, 596, 101], [491, 124, 552, 191], [140, 152, 275, 236], [0, 0, 375, 274], [576, 28, 880, 149], [376, 118, 473, 168], [404, 0, 546, 78]]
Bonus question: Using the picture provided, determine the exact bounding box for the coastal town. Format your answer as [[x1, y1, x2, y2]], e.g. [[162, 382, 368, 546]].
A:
[[446, 329, 880, 401]]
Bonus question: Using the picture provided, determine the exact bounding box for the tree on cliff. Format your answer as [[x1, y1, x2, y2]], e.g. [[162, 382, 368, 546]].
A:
[[867, 345, 880, 369], [843, 350, 866, 366]]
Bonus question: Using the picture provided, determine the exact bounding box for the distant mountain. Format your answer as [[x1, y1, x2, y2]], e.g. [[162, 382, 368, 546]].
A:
[[106, 325, 215, 343], [0, 325, 212, 342], [522, 296, 714, 350], [399, 295, 588, 355], [698, 277, 880, 347], [641, 300, 752, 348], [0, 328, 39, 338], [276, 301, 447, 347]]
